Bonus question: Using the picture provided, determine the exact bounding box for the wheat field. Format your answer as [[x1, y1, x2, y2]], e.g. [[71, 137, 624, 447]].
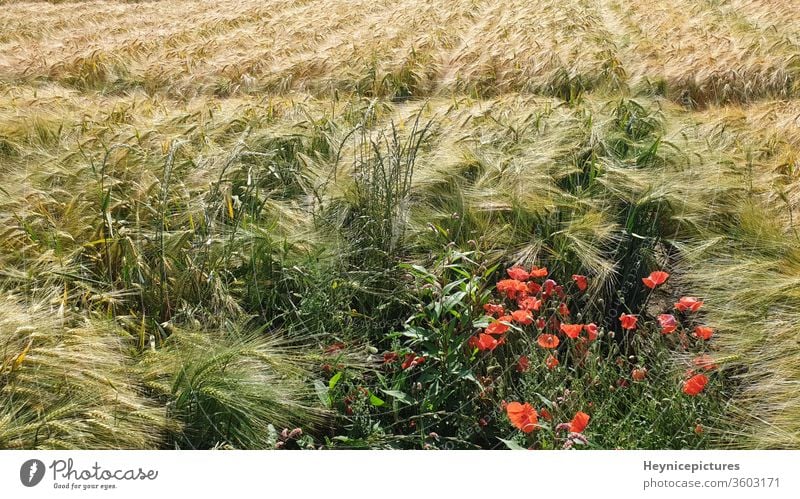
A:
[[1, 0, 799, 449]]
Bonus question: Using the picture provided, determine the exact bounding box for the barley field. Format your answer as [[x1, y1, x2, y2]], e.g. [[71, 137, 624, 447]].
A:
[[1, 0, 799, 450]]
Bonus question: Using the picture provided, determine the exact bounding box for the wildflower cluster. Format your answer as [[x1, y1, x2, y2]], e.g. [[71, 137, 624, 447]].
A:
[[472, 266, 599, 365], [483, 266, 720, 447], [359, 254, 724, 450]]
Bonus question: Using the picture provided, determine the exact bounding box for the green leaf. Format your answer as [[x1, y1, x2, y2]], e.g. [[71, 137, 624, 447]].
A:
[[458, 370, 480, 386], [328, 371, 343, 391], [449, 267, 472, 279], [535, 392, 555, 408], [313, 380, 329, 407], [498, 437, 526, 450], [369, 393, 385, 406], [402, 326, 429, 341], [442, 280, 463, 295], [380, 389, 412, 405], [472, 316, 490, 328], [442, 290, 467, 311]]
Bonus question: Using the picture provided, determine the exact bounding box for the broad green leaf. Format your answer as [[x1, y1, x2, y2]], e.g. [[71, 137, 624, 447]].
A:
[[458, 370, 479, 386], [369, 393, 385, 406], [313, 380, 329, 407], [498, 437, 526, 450], [535, 392, 555, 407], [442, 291, 467, 311], [402, 326, 429, 341], [328, 371, 343, 391], [380, 389, 412, 405], [472, 316, 490, 328]]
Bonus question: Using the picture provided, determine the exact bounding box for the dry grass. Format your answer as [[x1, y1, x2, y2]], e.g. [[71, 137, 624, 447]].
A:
[[611, 0, 800, 105], [0, 294, 169, 449], [2, 0, 796, 103], [1, 0, 800, 448]]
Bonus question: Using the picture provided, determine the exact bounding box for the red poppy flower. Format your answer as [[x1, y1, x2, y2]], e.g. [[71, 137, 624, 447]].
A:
[[473, 333, 502, 351], [526, 281, 542, 295], [540, 407, 552, 421], [694, 326, 714, 340], [506, 402, 539, 433], [558, 302, 570, 316], [516, 355, 530, 373], [529, 266, 549, 278], [512, 309, 533, 326], [507, 266, 530, 281], [518, 296, 541, 311], [632, 367, 647, 381], [642, 270, 669, 289], [475, 334, 503, 352], [560, 323, 583, 339], [545, 354, 559, 369], [537, 334, 560, 349], [569, 411, 590, 433], [543, 279, 557, 296], [619, 313, 638, 330], [496, 279, 516, 294], [657, 314, 677, 334], [695, 424, 704, 435], [497, 279, 528, 300], [401, 354, 426, 370], [584, 323, 598, 341], [536, 317, 546, 330], [693, 354, 717, 371], [683, 374, 709, 396], [571, 274, 588, 292], [486, 316, 512, 335], [483, 303, 505, 317], [675, 296, 704, 312], [383, 352, 398, 364]]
